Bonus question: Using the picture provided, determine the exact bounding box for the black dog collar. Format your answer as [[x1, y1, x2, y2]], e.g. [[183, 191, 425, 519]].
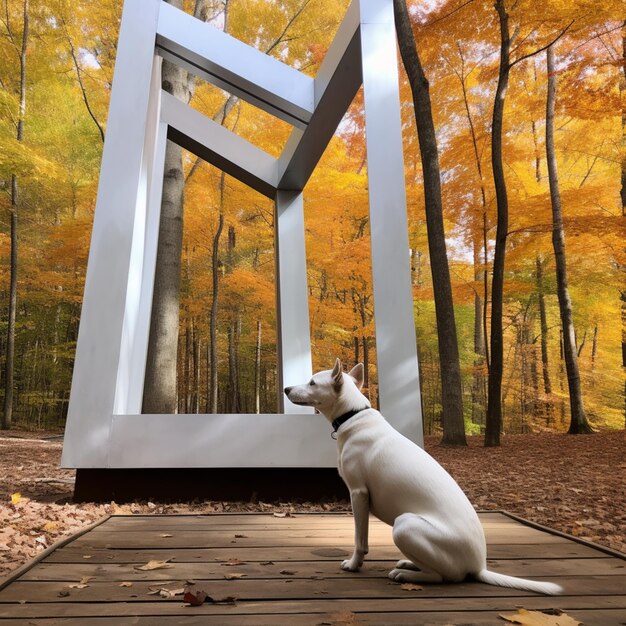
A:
[[332, 407, 369, 433]]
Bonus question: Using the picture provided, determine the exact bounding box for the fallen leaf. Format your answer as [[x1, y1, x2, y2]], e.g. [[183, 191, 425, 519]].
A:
[[134, 559, 173, 571], [280, 569, 296, 575], [148, 586, 185, 599], [260, 560, 274, 566], [234, 534, 248, 538], [10, 493, 21, 505], [68, 583, 89, 589], [42, 521, 58, 532], [119, 582, 133, 587], [223, 572, 247, 580], [82, 555, 92, 560], [400, 583, 423, 591], [184, 589, 208, 606], [499, 608, 582, 626], [160, 533, 173, 538], [57, 588, 70, 597], [79, 576, 93, 584], [273, 512, 294, 518]]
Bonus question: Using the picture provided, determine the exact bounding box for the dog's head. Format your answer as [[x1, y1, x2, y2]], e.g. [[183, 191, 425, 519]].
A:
[[284, 359, 367, 418]]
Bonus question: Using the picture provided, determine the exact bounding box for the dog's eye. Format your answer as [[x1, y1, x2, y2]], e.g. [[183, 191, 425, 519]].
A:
[[309, 380, 316, 386]]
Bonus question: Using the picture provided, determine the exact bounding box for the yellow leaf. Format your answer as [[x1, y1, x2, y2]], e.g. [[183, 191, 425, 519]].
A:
[[134, 559, 174, 571], [43, 521, 58, 532], [499, 608, 582, 626], [10, 493, 21, 505], [400, 583, 423, 591]]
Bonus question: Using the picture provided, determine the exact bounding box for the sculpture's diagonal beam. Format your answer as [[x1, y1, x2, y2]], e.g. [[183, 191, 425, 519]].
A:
[[278, 2, 361, 190], [156, 2, 314, 130], [161, 92, 278, 199]]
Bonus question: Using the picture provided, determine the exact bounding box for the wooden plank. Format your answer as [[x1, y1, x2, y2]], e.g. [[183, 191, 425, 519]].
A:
[[0, 609, 623, 625], [42, 541, 609, 563], [1, 575, 625, 603], [98, 514, 519, 531], [20, 557, 626, 582], [1, 596, 625, 619], [70, 527, 566, 549]]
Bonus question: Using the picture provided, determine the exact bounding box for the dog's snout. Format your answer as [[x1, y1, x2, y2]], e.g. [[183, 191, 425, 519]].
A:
[[284, 386, 293, 396]]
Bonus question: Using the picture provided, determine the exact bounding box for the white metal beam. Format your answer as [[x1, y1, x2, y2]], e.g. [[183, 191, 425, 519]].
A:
[[161, 91, 279, 199], [156, 1, 314, 129], [278, 1, 362, 190], [61, 0, 162, 467], [109, 414, 336, 467], [359, 0, 423, 445], [275, 191, 314, 413]]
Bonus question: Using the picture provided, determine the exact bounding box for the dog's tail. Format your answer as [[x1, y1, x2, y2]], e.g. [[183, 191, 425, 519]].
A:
[[475, 569, 562, 595]]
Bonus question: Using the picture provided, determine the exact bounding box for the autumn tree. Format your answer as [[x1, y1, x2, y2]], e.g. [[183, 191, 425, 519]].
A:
[[2, 0, 29, 429], [545, 45, 593, 434]]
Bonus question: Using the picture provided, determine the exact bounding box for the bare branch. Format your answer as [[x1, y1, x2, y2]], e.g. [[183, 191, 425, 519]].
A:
[[509, 20, 575, 68]]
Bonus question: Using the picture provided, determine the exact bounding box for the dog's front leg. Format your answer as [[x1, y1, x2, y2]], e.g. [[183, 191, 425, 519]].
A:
[[341, 488, 369, 572]]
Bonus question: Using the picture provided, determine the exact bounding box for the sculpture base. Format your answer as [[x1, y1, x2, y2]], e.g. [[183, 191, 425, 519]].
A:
[[73, 468, 349, 503]]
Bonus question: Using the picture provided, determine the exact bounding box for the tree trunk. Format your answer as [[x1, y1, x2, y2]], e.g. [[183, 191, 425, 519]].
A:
[[545, 45, 593, 434], [393, 0, 466, 445], [484, 0, 511, 447], [255, 320, 261, 414], [142, 0, 214, 414], [620, 20, 626, 428], [3, 0, 29, 430], [590, 323, 598, 370], [209, 172, 226, 413], [535, 255, 554, 423]]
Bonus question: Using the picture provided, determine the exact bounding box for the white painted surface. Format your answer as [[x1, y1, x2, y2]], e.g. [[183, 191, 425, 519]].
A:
[[359, 0, 424, 446]]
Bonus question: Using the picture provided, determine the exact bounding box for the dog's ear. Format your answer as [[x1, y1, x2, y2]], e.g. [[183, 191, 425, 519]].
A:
[[348, 363, 365, 390], [332, 358, 343, 389]]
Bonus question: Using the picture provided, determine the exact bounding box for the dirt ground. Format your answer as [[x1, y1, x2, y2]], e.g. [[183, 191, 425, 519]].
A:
[[0, 429, 623, 580]]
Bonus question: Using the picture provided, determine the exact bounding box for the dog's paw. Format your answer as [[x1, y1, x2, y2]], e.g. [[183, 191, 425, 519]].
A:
[[388, 568, 411, 582], [340, 558, 362, 572]]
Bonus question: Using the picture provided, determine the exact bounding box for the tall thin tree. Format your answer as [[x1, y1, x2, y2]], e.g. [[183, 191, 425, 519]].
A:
[[393, 0, 466, 445], [2, 0, 29, 430], [545, 44, 593, 434], [484, 0, 572, 446]]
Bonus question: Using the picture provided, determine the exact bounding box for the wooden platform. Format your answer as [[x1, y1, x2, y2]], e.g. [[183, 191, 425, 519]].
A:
[[1, 512, 625, 625]]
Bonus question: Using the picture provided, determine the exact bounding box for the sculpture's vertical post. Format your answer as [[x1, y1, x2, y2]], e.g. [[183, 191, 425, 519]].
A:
[[61, 0, 162, 467], [121, 55, 168, 416], [359, 0, 424, 444], [275, 189, 314, 413]]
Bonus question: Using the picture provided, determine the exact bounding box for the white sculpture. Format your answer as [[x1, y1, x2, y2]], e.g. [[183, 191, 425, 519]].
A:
[[62, 0, 423, 470]]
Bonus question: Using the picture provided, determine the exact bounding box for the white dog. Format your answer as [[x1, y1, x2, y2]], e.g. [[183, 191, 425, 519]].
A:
[[284, 359, 561, 595]]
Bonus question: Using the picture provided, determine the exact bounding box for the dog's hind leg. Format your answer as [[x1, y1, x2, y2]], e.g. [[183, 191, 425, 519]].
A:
[[388, 513, 457, 584]]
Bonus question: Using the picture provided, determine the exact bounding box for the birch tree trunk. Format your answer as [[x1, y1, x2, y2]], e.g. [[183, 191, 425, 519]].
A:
[[3, 0, 29, 430], [484, 0, 511, 447], [545, 45, 593, 434], [393, 0, 466, 445]]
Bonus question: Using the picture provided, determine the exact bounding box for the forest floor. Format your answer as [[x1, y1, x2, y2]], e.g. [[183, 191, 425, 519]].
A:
[[0, 429, 623, 579]]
